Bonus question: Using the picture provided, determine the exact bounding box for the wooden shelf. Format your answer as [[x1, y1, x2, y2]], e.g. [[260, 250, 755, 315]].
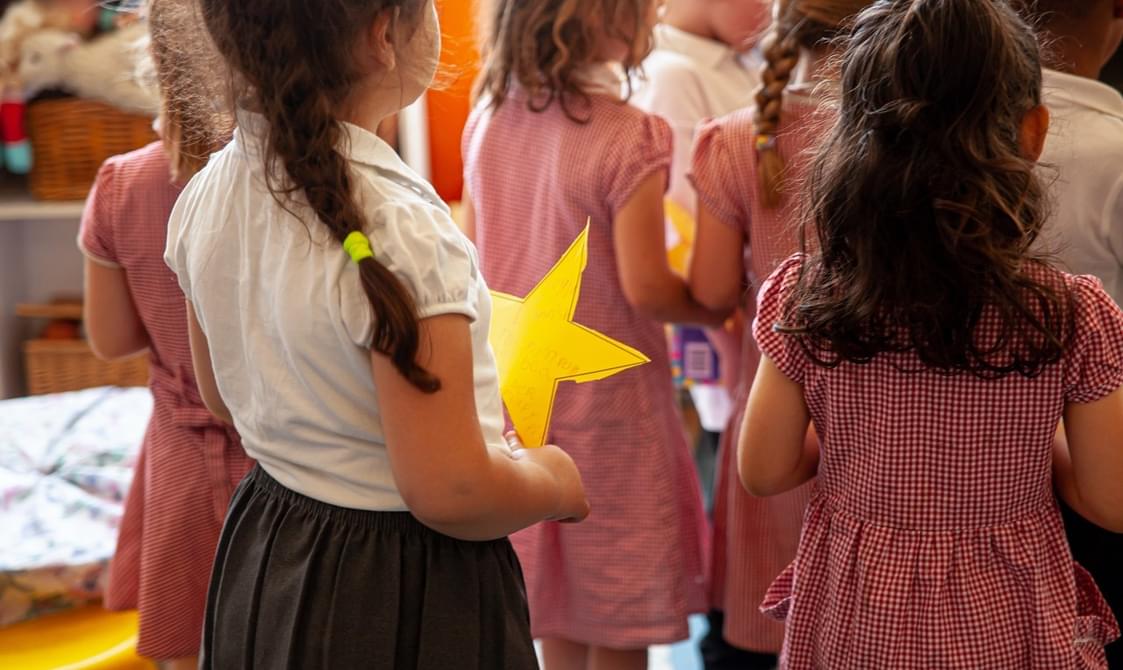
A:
[[16, 302, 84, 320], [0, 184, 85, 222]]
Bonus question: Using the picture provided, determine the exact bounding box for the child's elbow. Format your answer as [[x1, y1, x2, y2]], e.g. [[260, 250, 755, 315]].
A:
[[399, 475, 488, 530], [88, 335, 148, 362], [1083, 499, 1123, 533]]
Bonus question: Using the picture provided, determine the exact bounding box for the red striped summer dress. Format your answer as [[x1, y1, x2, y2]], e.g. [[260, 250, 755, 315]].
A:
[[688, 96, 828, 652], [753, 255, 1122, 668], [78, 142, 254, 660], [463, 89, 709, 648]]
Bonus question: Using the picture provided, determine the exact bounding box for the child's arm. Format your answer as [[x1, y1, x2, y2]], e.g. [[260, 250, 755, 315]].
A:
[[738, 355, 820, 496], [459, 187, 477, 243], [186, 301, 234, 424], [614, 172, 728, 326], [1059, 387, 1123, 532], [688, 203, 746, 313], [83, 259, 149, 360], [372, 313, 589, 541]]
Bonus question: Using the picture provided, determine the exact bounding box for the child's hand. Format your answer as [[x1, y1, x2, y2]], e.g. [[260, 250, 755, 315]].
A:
[[507, 433, 590, 523]]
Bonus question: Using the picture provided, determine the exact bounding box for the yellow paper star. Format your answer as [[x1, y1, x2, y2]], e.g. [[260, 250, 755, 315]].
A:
[[666, 198, 695, 276], [489, 222, 651, 447]]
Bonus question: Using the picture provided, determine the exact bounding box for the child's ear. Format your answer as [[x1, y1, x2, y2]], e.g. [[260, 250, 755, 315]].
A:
[[1019, 104, 1050, 163], [367, 7, 399, 71]]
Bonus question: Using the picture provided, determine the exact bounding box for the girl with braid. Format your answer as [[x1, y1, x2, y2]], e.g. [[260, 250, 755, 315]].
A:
[[686, 1, 871, 665], [165, 1, 589, 667]]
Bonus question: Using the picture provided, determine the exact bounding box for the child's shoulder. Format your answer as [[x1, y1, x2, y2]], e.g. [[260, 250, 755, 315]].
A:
[[99, 141, 173, 188]]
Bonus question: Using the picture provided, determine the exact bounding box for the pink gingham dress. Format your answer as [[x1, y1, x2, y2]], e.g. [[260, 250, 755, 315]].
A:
[[688, 97, 827, 652], [79, 142, 254, 659], [463, 88, 708, 648], [754, 254, 1122, 668]]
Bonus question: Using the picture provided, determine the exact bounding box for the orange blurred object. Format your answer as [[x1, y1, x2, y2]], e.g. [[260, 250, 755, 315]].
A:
[[429, 0, 481, 202]]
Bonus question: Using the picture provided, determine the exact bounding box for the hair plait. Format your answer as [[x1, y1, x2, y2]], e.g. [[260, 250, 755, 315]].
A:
[[198, 0, 441, 393]]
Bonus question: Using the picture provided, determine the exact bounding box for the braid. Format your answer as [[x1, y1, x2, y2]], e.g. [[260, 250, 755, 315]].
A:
[[754, 27, 800, 208], [200, 0, 440, 393]]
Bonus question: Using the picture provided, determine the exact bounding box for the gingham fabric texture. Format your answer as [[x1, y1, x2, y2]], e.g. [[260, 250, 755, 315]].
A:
[[753, 254, 1123, 669], [79, 142, 254, 660], [688, 97, 827, 652], [464, 90, 709, 648]]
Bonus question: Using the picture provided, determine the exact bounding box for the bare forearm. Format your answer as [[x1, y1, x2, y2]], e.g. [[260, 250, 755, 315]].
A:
[[634, 277, 729, 327], [412, 446, 563, 542]]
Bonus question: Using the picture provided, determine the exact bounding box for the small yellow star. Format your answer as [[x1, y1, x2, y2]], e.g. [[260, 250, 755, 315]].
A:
[[489, 222, 651, 447]]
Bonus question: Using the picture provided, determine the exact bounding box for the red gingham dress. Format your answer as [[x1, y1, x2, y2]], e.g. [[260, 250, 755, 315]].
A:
[[689, 97, 828, 652], [463, 92, 709, 648], [79, 142, 254, 660], [754, 254, 1123, 669]]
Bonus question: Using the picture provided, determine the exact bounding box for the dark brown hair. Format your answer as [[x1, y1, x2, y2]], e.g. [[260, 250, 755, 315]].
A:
[[476, 0, 653, 121], [753, 0, 873, 207], [781, 0, 1070, 378], [148, 0, 233, 182], [198, 0, 440, 392]]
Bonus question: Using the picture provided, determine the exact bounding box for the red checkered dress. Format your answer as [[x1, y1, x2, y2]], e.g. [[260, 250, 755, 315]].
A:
[[79, 142, 254, 660], [464, 91, 709, 648], [754, 254, 1123, 668], [689, 97, 828, 652]]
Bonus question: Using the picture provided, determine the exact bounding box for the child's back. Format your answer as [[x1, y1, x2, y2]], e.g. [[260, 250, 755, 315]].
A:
[[465, 68, 710, 649], [734, 1, 1123, 667], [755, 257, 1122, 667]]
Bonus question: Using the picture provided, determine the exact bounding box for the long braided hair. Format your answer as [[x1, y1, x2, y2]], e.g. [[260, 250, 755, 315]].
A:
[[197, 0, 441, 392], [753, 0, 872, 207]]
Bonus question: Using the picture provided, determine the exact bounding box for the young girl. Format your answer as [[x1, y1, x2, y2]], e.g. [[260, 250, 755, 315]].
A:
[[79, 2, 249, 667], [687, 1, 870, 664], [740, 0, 1123, 666], [463, 2, 722, 669], [165, 1, 589, 667]]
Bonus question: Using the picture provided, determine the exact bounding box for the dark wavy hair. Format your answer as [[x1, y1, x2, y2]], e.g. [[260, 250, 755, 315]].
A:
[[197, 0, 440, 392], [780, 0, 1071, 378]]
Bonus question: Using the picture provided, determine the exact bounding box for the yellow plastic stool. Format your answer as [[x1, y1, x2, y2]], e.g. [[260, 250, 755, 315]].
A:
[[0, 605, 153, 670]]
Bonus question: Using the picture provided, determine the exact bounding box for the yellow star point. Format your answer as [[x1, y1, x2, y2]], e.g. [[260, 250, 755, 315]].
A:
[[489, 223, 651, 447]]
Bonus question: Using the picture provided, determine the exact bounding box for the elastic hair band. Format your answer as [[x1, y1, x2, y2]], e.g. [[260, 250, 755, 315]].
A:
[[755, 134, 777, 152], [343, 231, 374, 264]]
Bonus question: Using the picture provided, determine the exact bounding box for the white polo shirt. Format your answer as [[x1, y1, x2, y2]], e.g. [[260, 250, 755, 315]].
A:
[[633, 24, 763, 217], [165, 112, 508, 511], [632, 24, 762, 431], [1038, 68, 1123, 306]]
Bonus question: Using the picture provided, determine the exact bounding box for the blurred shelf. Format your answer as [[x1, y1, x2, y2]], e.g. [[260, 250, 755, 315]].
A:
[[16, 302, 84, 320], [0, 184, 85, 222]]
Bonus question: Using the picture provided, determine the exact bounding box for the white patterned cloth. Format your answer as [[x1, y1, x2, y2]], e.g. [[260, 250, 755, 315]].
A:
[[0, 386, 151, 628]]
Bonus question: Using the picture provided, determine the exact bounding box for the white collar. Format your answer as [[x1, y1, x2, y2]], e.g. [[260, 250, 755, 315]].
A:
[[1043, 68, 1123, 121], [653, 24, 738, 69], [233, 109, 445, 210]]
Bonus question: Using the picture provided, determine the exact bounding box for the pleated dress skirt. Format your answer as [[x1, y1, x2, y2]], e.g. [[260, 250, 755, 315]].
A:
[[201, 466, 539, 669]]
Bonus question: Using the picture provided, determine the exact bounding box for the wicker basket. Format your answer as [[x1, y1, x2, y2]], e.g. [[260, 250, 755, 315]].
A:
[[26, 97, 157, 201], [24, 339, 149, 396]]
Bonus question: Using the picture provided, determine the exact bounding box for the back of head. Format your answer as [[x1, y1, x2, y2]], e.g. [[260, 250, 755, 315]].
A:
[[753, 0, 874, 207], [476, 0, 654, 121], [198, 0, 441, 392], [787, 0, 1068, 377], [148, 0, 232, 183]]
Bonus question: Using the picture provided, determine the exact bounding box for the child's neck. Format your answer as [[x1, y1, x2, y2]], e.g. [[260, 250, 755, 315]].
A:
[[661, 4, 721, 45], [1044, 20, 1114, 80]]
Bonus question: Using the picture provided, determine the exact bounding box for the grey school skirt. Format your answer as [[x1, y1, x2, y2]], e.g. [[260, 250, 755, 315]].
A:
[[201, 466, 539, 669]]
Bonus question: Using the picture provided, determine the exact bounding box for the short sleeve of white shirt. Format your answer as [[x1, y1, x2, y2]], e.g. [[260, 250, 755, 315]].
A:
[[340, 200, 481, 349]]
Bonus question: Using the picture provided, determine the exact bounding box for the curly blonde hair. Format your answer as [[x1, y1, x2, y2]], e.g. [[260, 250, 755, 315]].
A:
[[754, 0, 872, 207], [476, 0, 654, 121]]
